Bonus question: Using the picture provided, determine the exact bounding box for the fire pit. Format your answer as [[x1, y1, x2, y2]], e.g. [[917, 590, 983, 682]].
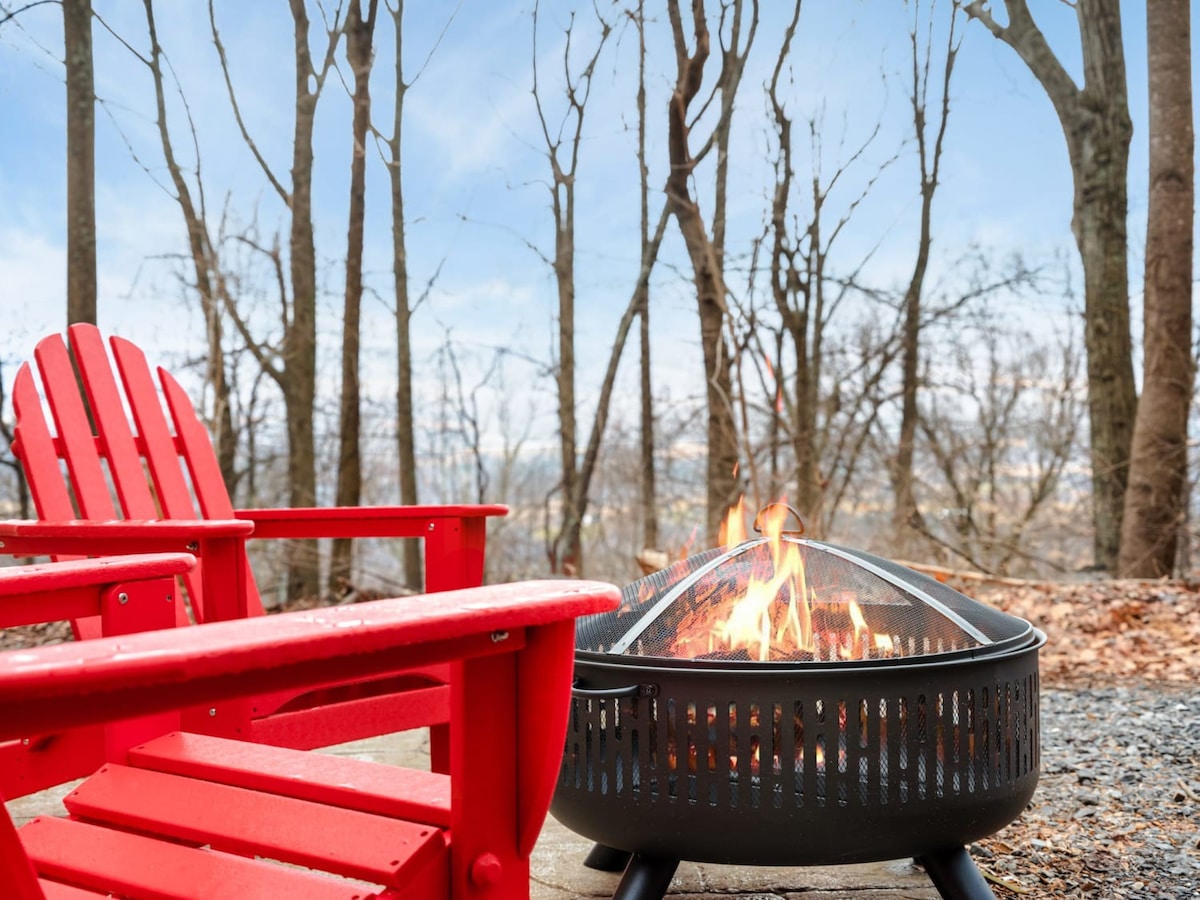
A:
[[551, 506, 1045, 900]]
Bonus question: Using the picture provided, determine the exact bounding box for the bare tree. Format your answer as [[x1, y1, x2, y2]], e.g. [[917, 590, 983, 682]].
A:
[[754, 0, 906, 536], [329, 0, 379, 594], [64, 0, 95, 325], [531, 2, 611, 574], [633, 0, 658, 554], [211, 0, 344, 599], [761, 1, 811, 520], [142, 0, 237, 489], [965, 0, 1136, 573], [892, 0, 960, 554], [665, 0, 756, 544], [381, 0, 421, 590], [1119, 0, 1194, 577]]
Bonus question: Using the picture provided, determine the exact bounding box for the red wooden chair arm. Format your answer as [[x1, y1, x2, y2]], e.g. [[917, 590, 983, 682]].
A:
[[0, 554, 197, 597], [0, 519, 254, 558], [0, 520, 256, 623], [0, 579, 615, 741], [235, 505, 508, 592], [0, 554, 197, 632], [234, 504, 508, 538]]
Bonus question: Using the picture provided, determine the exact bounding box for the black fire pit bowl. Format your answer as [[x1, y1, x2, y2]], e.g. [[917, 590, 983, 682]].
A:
[[550, 537, 1045, 900]]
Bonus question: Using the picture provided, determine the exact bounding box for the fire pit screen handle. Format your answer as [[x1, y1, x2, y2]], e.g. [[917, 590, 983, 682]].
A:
[[752, 503, 806, 536], [570, 681, 659, 700]]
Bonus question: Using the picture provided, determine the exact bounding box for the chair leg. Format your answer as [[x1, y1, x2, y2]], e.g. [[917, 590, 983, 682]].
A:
[[428, 722, 450, 774], [0, 805, 42, 900]]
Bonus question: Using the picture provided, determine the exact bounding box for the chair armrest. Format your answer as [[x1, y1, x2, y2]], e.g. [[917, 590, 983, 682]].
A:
[[0, 554, 197, 631], [0, 519, 254, 557], [0, 553, 197, 598], [0, 520, 256, 622], [235, 505, 509, 591], [0, 579, 616, 741], [234, 504, 508, 539]]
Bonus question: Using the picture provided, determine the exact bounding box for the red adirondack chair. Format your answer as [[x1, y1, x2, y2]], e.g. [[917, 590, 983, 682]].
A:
[[0, 555, 619, 899], [0, 323, 506, 786]]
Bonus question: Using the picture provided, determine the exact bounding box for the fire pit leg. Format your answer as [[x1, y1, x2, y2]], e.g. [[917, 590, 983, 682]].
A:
[[584, 843, 633, 872], [916, 846, 996, 899], [611, 853, 679, 900]]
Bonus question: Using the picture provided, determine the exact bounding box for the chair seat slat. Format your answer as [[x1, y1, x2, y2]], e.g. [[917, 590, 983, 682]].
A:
[[22, 816, 369, 900], [130, 731, 451, 826], [65, 762, 446, 887]]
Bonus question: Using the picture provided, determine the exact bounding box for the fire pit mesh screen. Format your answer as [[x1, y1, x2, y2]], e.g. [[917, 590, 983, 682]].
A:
[[576, 539, 1028, 662]]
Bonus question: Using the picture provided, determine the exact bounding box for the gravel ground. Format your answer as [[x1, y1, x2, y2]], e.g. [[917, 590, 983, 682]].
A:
[[976, 682, 1200, 897]]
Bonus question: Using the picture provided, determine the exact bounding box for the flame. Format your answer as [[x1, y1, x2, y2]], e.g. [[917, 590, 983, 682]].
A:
[[848, 599, 868, 658], [730, 742, 765, 776], [719, 496, 747, 547], [666, 496, 906, 663], [710, 498, 814, 662]]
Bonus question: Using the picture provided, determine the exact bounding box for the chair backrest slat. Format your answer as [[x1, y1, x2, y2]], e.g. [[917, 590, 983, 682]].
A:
[[106, 333, 200, 522], [68, 325, 159, 520], [158, 369, 235, 520], [33, 334, 115, 519], [12, 365, 77, 524]]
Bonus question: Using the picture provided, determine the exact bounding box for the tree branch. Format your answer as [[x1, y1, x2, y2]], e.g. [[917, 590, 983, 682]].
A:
[[962, 0, 1081, 114], [208, 0, 290, 204]]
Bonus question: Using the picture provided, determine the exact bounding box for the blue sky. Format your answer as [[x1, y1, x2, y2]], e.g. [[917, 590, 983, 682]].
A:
[[0, 0, 1190, 455]]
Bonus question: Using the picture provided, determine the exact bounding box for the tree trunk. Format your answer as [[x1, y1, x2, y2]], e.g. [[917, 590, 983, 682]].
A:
[[531, 3, 610, 575], [283, 0, 328, 600], [893, 6, 957, 553], [635, 0, 658, 553], [766, 0, 824, 530], [63, 0, 96, 326], [330, 0, 378, 594], [666, 0, 744, 545], [1118, 0, 1194, 577], [639, 284, 657, 550], [554, 178, 579, 573], [209, 0, 340, 597], [965, 0, 1136, 572], [388, 0, 423, 591]]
